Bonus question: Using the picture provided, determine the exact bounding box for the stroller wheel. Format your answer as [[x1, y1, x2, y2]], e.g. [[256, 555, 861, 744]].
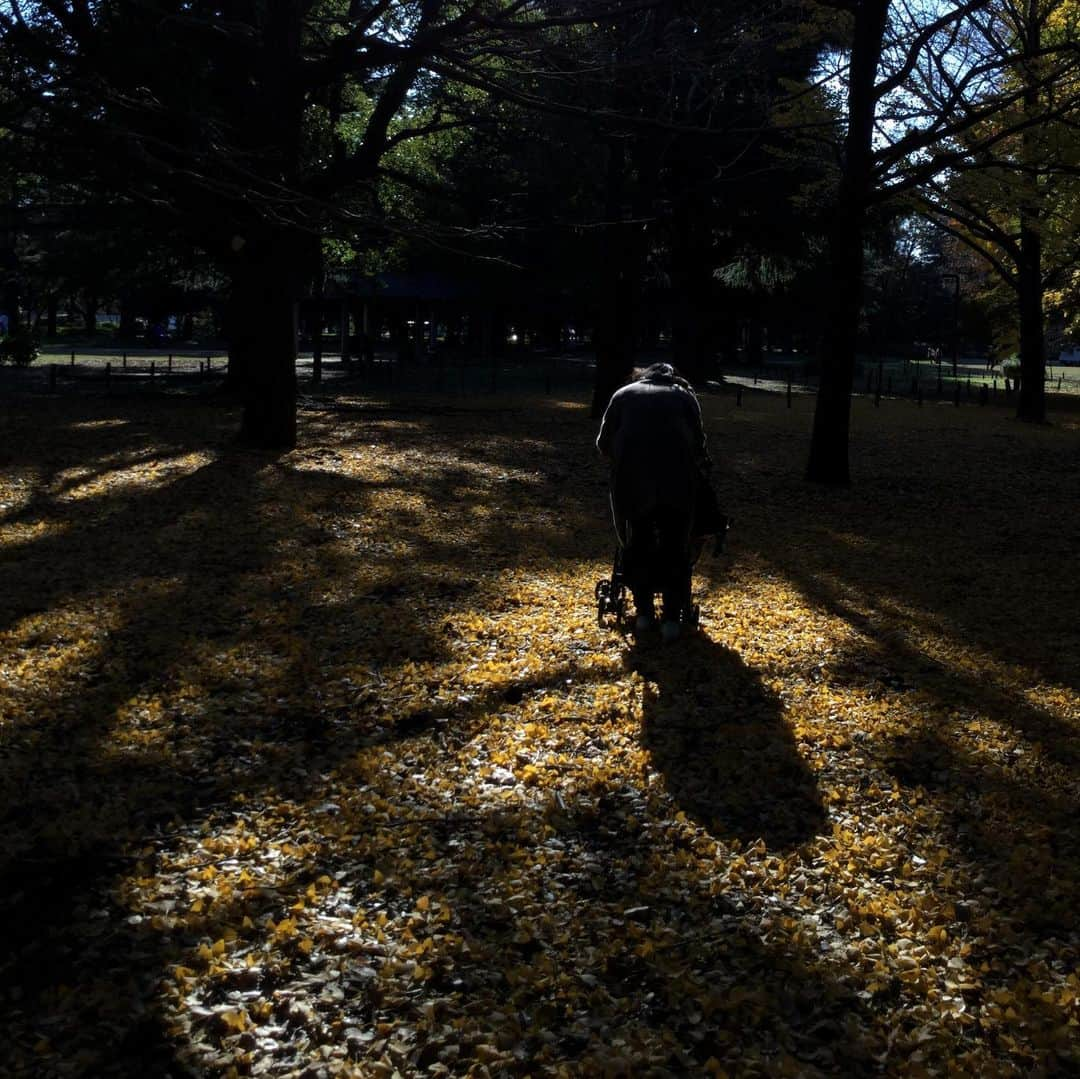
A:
[[595, 580, 610, 625], [595, 545, 627, 629]]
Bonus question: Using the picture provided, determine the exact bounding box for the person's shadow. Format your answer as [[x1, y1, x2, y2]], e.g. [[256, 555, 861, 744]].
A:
[[632, 631, 826, 850]]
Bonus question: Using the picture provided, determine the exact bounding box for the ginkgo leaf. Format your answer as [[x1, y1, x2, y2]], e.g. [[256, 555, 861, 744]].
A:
[[3, 383, 1078, 1078]]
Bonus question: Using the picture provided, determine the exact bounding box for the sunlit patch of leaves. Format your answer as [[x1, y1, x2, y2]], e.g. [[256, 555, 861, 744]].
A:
[[1, 389, 1078, 1076]]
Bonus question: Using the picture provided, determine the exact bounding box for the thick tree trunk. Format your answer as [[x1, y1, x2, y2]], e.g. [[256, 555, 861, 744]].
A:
[[592, 299, 635, 417], [806, 0, 889, 485], [591, 137, 636, 417], [665, 125, 714, 386], [807, 215, 862, 484], [228, 240, 303, 449], [117, 302, 136, 342], [311, 252, 325, 386], [745, 316, 764, 368], [718, 315, 739, 366], [670, 285, 711, 384], [1016, 0, 1046, 424], [217, 0, 311, 445], [1016, 220, 1045, 422], [669, 196, 713, 384]]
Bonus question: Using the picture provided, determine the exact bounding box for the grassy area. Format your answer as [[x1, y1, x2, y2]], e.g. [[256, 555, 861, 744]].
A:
[[1, 384, 1078, 1075], [35, 348, 226, 371]]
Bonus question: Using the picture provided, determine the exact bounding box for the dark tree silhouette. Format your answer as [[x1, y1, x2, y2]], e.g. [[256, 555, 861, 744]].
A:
[[804, 0, 1080, 482], [0, 1, 625, 445]]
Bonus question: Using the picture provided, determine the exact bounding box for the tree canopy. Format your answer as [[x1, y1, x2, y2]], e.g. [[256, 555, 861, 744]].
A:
[[2, 1, 1079, 464]]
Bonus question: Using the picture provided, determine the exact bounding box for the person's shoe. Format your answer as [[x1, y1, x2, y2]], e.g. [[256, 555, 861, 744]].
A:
[[660, 620, 682, 643], [634, 613, 657, 633]]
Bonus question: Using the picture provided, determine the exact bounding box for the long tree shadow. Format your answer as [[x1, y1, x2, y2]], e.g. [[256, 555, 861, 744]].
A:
[[880, 725, 1080, 938], [769, 537, 1080, 959], [390, 801, 882, 1074], [287, 732, 880, 1075], [0, 389, 614, 1073], [2, 443, 298, 1074], [631, 632, 827, 851]]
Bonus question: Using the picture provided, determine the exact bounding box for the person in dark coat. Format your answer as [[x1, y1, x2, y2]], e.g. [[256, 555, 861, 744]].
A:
[[596, 363, 722, 639]]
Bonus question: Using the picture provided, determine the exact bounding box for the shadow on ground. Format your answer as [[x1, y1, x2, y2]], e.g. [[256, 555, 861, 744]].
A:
[[631, 631, 826, 850]]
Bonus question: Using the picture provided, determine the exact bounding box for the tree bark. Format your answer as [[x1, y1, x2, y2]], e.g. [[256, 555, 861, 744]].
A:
[[228, 235, 306, 449], [806, 0, 890, 485], [1016, 0, 1046, 423], [83, 295, 98, 335], [745, 315, 764, 369], [117, 302, 137, 342], [1016, 218, 1045, 422], [311, 251, 325, 386], [591, 136, 636, 417], [667, 158, 714, 385], [670, 262, 713, 384]]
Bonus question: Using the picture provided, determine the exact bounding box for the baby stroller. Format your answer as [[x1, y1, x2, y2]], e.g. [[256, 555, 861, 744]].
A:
[[595, 513, 730, 628]]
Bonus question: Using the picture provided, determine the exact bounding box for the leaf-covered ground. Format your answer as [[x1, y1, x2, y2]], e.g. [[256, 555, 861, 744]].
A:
[[1, 381, 1079, 1077]]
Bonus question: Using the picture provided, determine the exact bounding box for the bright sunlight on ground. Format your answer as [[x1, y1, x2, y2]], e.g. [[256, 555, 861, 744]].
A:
[[2, 383, 1078, 1076]]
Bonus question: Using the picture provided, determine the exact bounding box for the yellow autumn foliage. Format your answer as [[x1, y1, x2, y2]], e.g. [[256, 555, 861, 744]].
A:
[[1, 383, 1078, 1076]]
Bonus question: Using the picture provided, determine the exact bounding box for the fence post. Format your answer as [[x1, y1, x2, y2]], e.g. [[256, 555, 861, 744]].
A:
[[168, 354, 173, 372], [122, 352, 127, 369], [71, 351, 75, 366], [736, 386, 743, 407]]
